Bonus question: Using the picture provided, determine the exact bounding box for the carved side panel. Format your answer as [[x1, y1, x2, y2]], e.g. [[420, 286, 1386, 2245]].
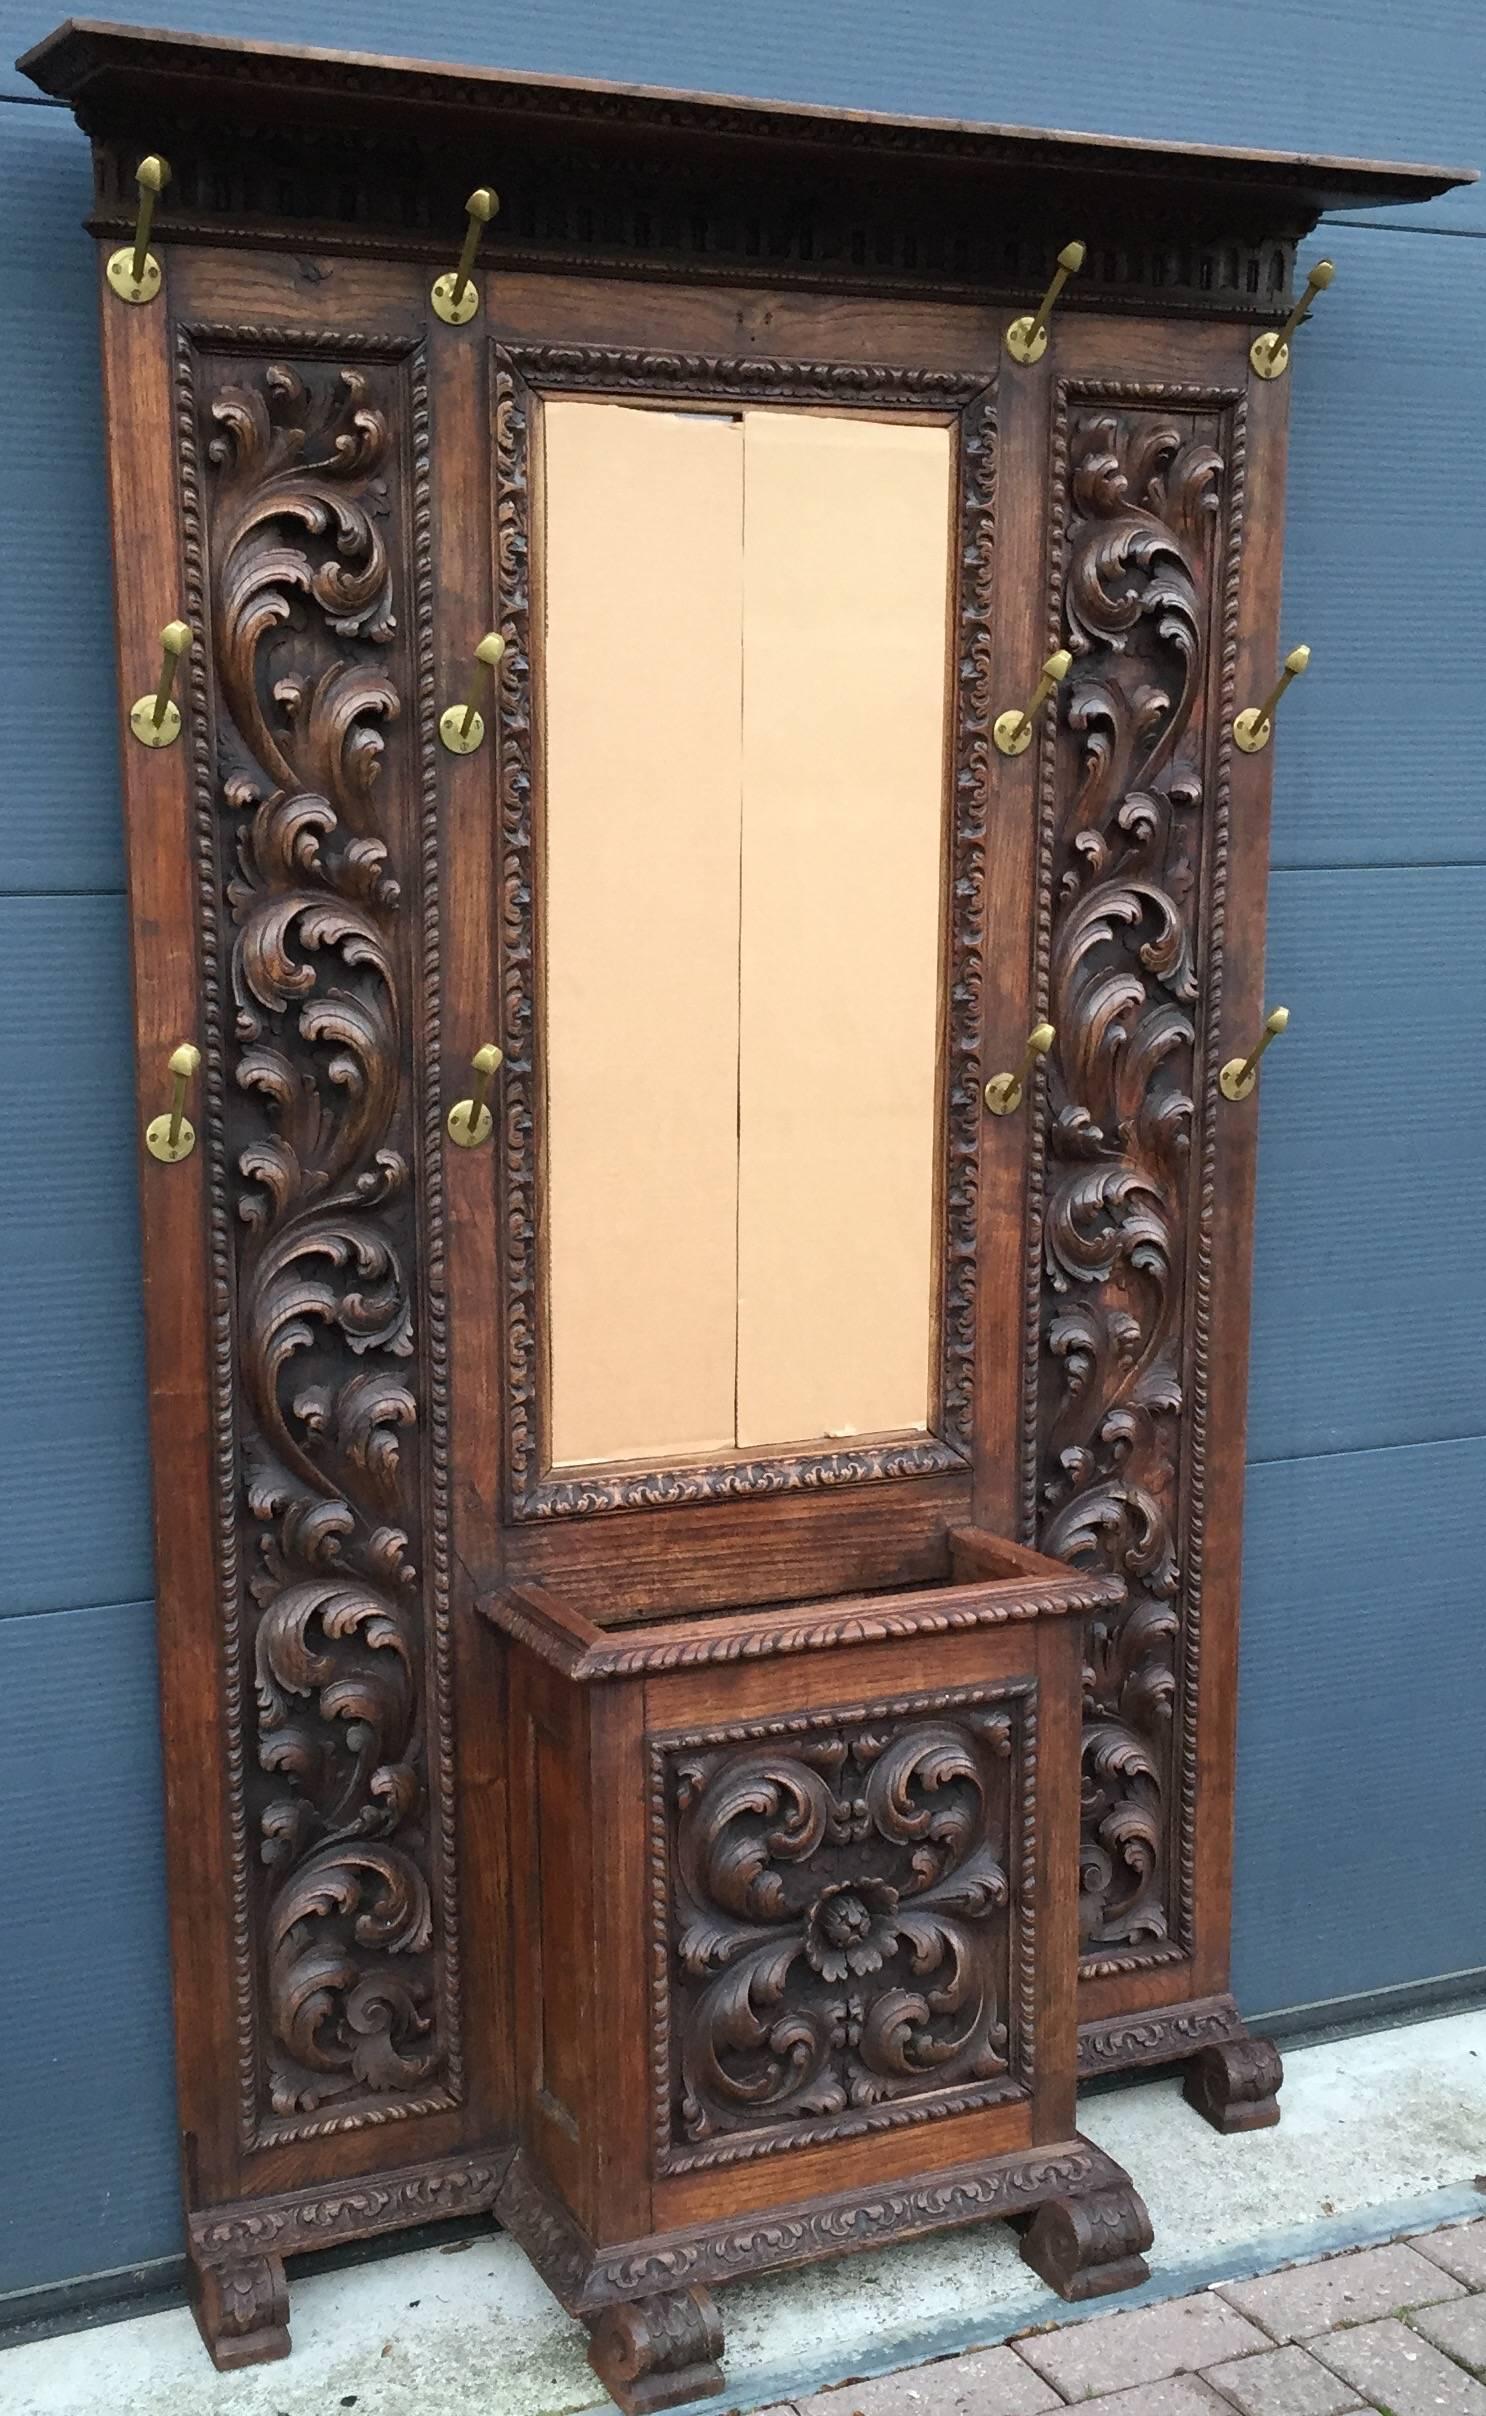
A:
[[648, 1683, 1037, 2174], [177, 331, 459, 2143], [1024, 386, 1244, 1975]]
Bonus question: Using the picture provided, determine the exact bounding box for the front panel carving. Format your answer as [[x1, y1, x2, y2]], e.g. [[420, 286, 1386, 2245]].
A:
[[649, 1684, 1036, 2172], [1024, 387, 1242, 1974], [178, 332, 458, 2140]]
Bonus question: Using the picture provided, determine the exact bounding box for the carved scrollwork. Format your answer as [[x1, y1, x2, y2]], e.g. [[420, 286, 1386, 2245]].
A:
[[182, 340, 455, 2138], [1029, 391, 1239, 1969], [652, 1687, 1034, 2171]]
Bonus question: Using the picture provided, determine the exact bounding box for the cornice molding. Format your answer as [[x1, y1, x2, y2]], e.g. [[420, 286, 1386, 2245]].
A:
[[20, 22, 1475, 317]]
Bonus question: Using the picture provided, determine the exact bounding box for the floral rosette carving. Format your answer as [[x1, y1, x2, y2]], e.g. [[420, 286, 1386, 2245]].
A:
[[1037, 409, 1224, 1960], [205, 360, 439, 2118], [666, 1710, 1019, 2156]]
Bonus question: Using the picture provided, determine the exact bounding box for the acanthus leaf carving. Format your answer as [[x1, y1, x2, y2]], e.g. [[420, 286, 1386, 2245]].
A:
[[1029, 391, 1239, 1969], [182, 338, 456, 2139], [652, 1687, 1035, 2173]]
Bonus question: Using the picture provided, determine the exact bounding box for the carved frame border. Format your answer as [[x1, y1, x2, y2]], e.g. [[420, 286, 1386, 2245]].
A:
[[492, 342, 996, 1521], [645, 1676, 1039, 2175], [175, 323, 463, 2148], [498, 2132, 1131, 2315], [1019, 376, 1246, 1985]]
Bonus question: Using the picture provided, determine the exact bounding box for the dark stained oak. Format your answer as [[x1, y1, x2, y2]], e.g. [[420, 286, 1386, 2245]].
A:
[[40, 19, 1471, 2370]]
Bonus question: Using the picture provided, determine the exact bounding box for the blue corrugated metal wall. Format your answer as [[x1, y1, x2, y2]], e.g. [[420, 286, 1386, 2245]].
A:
[[1, 0, 1482, 2305]]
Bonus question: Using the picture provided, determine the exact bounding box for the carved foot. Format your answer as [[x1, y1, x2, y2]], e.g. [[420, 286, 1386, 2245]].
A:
[[586, 2285, 726, 2413], [190, 2251, 291, 2370], [1183, 2035, 1283, 2132], [1020, 2180, 1154, 2303]]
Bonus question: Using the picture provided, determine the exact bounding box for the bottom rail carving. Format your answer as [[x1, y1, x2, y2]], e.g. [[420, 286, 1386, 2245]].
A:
[[183, 2148, 508, 2369], [586, 2286, 727, 2414], [1182, 2035, 1284, 2133]]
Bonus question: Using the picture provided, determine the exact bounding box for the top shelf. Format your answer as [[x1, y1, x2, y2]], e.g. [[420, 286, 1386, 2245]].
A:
[[18, 19, 1476, 213]]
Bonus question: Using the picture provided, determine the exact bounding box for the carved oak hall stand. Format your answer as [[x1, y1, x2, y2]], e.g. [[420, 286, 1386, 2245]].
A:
[[21, 18, 1471, 2401]]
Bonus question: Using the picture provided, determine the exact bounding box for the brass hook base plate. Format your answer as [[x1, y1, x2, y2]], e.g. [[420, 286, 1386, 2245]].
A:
[[431, 271, 480, 325], [1218, 1058, 1259, 1102], [439, 704, 486, 755], [1003, 313, 1048, 366], [107, 246, 162, 305], [145, 1112, 196, 1163], [1249, 332, 1291, 380], [447, 1100, 493, 1148], [1232, 707, 1272, 754], [992, 710, 1033, 757], [130, 695, 182, 748], [983, 1073, 1024, 1116]]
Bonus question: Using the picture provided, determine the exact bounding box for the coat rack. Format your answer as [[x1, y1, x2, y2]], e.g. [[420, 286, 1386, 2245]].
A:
[[19, 15, 1474, 2401]]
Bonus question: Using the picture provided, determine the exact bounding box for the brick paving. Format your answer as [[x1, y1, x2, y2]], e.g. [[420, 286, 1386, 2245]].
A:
[[763, 2219, 1486, 2416]]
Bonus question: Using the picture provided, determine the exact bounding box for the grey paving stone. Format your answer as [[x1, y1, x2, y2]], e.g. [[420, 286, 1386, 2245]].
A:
[[1200, 2342, 1367, 2413], [1415, 2223, 1486, 2288], [795, 2346, 1060, 2416], [1312, 2316, 1486, 2414], [1013, 2292, 1267, 2397], [1217, 2241, 1467, 2342], [1411, 2295, 1486, 2374], [1032, 2377, 1232, 2416]]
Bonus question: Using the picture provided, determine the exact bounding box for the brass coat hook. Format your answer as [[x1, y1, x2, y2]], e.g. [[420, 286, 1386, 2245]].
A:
[[1234, 643, 1310, 753], [1251, 258, 1335, 380], [1005, 241, 1085, 364], [107, 154, 171, 305], [146, 1042, 201, 1163], [985, 1022, 1055, 1116], [130, 620, 192, 749], [432, 187, 499, 324], [1220, 1006, 1289, 1102], [994, 649, 1072, 756], [448, 1043, 503, 1147], [439, 632, 505, 754]]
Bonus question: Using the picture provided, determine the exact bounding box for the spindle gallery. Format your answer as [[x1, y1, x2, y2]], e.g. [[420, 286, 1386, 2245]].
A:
[[19, 17, 1472, 2404]]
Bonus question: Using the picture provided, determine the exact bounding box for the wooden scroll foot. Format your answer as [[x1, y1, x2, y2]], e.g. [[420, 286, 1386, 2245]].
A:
[[190, 2249, 291, 2369], [1020, 2178, 1154, 2303], [1183, 2034, 1284, 2133], [586, 2285, 726, 2413]]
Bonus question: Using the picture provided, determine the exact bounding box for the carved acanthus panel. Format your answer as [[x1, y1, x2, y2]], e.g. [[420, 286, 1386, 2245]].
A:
[[179, 332, 458, 2141], [649, 1684, 1036, 2173], [1024, 387, 1243, 1975]]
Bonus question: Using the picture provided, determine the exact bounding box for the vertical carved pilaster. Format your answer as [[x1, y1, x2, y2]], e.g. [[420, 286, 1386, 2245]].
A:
[[1026, 387, 1243, 1972], [178, 332, 458, 2140]]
